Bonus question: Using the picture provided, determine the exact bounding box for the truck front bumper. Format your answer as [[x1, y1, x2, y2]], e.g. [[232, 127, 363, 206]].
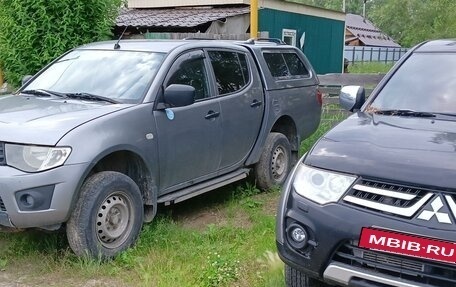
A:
[[0, 163, 89, 229]]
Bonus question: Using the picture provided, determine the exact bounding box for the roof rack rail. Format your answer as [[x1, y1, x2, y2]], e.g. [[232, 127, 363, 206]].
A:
[[183, 37, 216, 41], [244, 38, 286, 45]]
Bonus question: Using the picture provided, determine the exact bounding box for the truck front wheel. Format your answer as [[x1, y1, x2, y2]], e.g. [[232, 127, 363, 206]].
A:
[[255, 132, 291, 190], [66, 171, 144, 259]]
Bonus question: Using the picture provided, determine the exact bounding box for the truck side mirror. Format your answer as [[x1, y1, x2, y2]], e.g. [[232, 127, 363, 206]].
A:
[[163, 84, 195, 108], [339, 85, 365, 112], [21, 75, 33, 86]]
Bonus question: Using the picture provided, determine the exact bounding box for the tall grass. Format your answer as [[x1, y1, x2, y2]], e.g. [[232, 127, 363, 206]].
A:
[[348, 62, 394, 74]]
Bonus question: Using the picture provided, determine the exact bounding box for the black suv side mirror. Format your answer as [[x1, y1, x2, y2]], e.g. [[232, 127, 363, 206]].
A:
[[339, 85, 365, 112], [163, 84, 195, 108], [22, 75, 33, 86]]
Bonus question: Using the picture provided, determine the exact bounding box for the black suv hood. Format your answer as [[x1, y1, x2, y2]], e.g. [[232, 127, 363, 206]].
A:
[[305, 112, 456, 189]]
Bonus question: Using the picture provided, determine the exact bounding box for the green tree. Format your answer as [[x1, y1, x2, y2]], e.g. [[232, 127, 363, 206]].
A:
[[0, 0, 123, 86], [369, 0, 456, 47], [287, 0, 369, 14]]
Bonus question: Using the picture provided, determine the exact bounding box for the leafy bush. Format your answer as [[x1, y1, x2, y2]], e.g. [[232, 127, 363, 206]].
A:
[[0, 0, 122, 87]]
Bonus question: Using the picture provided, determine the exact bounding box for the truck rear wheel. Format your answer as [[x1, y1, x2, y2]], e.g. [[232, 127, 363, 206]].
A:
[[254, 132, 291, 190], [66, 171, 143, 259], [285, 264, 328, 287]]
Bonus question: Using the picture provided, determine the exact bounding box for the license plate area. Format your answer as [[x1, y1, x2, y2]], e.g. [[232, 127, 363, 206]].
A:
[[359, 227, 456, 265]]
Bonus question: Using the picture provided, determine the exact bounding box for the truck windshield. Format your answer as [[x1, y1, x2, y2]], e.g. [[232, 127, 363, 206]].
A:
[[370, 53, 456, 115], [24, 49, 165, 104]]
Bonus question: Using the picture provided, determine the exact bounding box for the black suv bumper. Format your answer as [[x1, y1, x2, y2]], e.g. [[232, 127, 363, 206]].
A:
[[277, 173, 456, 287]]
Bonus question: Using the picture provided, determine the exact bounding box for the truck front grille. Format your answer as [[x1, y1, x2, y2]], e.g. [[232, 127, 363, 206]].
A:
[[0, 142, 5, 165], [343, 179, 434, 218], [332, 242, 456, 286], [0, 197, 6, 212]]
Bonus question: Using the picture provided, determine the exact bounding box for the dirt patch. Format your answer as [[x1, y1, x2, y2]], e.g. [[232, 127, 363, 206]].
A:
[[174, 191, 279, 231], [0, 268, 125, 287], [259, 192, 280, 217], [177, 207, 252, 231]]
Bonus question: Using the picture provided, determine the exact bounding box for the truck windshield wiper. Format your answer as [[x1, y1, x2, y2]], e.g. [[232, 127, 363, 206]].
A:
[[374, 109, 436, 118], [20, 89, 67, 98], [64, 93, 120, 104], [433, 112, 456, 117]]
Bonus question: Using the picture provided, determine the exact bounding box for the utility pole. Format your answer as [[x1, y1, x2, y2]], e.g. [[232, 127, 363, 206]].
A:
[[343, 0, 346, 12], [363, 0, 367, 18], [250, 0, 258, 39]]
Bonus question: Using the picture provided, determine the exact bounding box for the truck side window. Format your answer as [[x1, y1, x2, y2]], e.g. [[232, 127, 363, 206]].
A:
[[208, 51, 249, 95], [264, 52, 310, 78], [167, 57, 209, 101], [264, 53, 289, 77], [283, 53, 310, 77]]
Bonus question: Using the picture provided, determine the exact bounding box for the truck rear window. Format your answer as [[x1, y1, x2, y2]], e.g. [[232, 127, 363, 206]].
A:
[[264, 52, 310, 79]]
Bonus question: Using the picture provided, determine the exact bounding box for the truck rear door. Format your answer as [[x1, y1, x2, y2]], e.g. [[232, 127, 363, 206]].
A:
[[206, 49, 264, 170]]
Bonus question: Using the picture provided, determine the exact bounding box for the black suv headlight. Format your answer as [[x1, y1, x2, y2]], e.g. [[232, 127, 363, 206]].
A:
[[5, 144, 71, 172], [293, 164, 356, 204]]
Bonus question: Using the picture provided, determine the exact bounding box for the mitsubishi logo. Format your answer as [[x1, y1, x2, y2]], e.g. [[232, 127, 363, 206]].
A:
[[417, 197, 452, 224]]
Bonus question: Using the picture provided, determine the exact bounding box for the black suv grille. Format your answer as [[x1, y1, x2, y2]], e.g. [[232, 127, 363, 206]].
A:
[[0, 142, 5, 165], [332, 242, 456, 286], [0, 196, 6, 212], [343, 179, 434, 218]]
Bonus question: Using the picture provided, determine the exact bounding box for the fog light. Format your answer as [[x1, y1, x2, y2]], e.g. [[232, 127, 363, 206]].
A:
[[291, 227, 306, 242], [15, 185, 54, 211], [20, 194, 35, 207], [286, 223, 308, 249]]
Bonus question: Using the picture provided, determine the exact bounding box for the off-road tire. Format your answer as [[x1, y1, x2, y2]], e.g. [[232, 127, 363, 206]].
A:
[[66, 171, 143, 259], [285, 264, 328, 287], [254, 132, 291, 190]]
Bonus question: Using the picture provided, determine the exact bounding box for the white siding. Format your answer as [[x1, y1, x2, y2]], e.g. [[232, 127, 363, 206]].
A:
[[262, 0, 345, 21], [128, 0, 248, 8]]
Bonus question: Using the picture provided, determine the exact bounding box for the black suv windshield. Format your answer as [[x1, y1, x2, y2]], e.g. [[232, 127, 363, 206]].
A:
[[370, 53, 456, 115], [24, 49, 165, 104]]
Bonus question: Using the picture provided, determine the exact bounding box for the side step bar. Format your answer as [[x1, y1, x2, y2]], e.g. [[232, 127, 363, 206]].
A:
[[157, 169, 250, 206]]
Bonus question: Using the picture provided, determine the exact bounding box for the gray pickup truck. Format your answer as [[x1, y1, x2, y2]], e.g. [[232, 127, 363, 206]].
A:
[[0, 39, 321, 258]]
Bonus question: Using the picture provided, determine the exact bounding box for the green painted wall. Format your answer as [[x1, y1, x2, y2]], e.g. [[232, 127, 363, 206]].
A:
[[259, 8, 344, 74]]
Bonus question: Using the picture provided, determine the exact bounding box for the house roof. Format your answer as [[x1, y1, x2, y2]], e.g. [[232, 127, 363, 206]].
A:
[[346, 13, 400, 47], [117, 6, 250, 28]]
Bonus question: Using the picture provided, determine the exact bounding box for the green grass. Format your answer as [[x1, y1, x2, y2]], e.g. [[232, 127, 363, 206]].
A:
[[348, 62, 394, 74], [0, 110, 347, 287]]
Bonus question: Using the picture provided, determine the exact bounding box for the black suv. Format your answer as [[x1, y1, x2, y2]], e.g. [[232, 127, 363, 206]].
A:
[[277, 39, 456, 287]]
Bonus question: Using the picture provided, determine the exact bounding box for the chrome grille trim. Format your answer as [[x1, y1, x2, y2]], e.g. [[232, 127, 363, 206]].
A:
[[344, 193, 433, 217], [445, 195, 456, 218], [353, 184, 417, 200]]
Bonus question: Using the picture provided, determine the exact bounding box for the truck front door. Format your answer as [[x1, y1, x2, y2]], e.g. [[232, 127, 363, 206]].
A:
[[155, 50, 222, 191]]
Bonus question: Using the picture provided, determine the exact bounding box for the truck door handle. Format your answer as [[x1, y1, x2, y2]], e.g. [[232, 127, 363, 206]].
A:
[[250, 99, 263, 108], [205, 110, 220, 119]]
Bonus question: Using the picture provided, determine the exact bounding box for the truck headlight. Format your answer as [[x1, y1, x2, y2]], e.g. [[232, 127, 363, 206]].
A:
[[5, 144, 71, 172], [293, 164, 356, 204]]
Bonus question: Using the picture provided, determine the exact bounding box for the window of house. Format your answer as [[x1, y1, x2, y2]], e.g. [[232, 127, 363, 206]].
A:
[[208, 51, 250, 95], [282, 29, 297, 46]]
